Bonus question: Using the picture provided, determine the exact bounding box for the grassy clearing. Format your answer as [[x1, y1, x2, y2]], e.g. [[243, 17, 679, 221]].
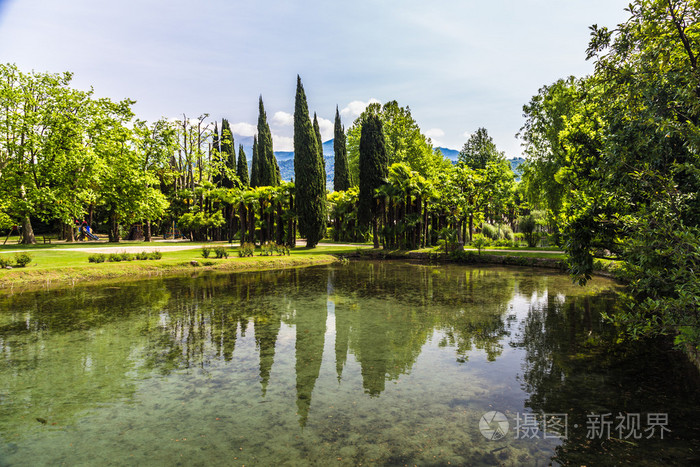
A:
[[0, 244, 368, 292]]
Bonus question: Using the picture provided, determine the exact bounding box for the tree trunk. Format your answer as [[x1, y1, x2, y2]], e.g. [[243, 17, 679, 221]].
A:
[[21, 216, 35, 245], [372, 218, 379, 249], [109, 214, 120, 242], [145, 220, 152, 242]]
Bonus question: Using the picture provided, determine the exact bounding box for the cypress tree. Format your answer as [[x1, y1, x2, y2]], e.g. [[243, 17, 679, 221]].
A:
[[250, 135, 259, 187], [313, 112, 327, 193], [294, 76, 326, 248], [220, 118, 236, 188], [333, 106, 351, 191], [358, 114, 388, 235], [257, 96, 281, 186], [212, 121, 221, 186], [237, 144, 249, 187]]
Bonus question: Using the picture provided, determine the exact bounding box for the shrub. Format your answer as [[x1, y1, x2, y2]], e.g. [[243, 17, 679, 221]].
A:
[[108, 253, 122, 262], [119, 252, 134, 261], [88, 254, 106, 263], [201, 246, 211, 258], [214, 246, 229, 259], [14, 253, 32, 267], [149, 251, 162, 260], [0, 256, 11, 268], [260, 242, 274, 256], [135, 251, 150, 260], [239, 242, 255, 257], [471, 234, 491, 254], [480, 223, 500, 240], [518, 215, 540, 247], [494, 239, 513, 248]]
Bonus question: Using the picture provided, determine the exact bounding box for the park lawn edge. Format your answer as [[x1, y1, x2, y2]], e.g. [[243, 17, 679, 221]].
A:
[[0, 252, 344, 294]]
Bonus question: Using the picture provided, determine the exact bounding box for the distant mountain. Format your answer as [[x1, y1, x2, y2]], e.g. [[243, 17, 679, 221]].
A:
[[436, 147, 460, 160], [235, 136, 524, 185]]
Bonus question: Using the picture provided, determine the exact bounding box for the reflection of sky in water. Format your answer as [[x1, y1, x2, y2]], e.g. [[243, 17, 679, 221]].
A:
[[0, 262, 697, 466]]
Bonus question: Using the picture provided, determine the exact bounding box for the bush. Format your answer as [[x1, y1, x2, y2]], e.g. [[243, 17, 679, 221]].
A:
[[14, 253, 32, 267], [88, 253, 106, 263], [0, 256, 11, 268], [480, 223, 499, 240], [494, 239, 513, 248], [471, 234, 491, 254], [149, 251, 162, 260], [119, 252, 134, 261], [201, 246, 211, 258], [214, 246, 229, 259], [239, 242, 255, 257], [135, 251, 150, 260], [481, 223, 514, 241], [518, 215, 540, 247], [108, 253, 122, 262]]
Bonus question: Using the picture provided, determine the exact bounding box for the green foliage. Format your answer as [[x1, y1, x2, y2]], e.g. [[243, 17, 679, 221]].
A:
[[213, 246, 229, 259], [313, 113, 327, 193], [459, 127, 505, 169], [149, 251, 162, 260], [201, 246, 211, 258], [358, 114, 388, 228], [88, 254, 106, 263], [0, 256, 10, 268], [259, 241, 288, 256], [518, 214, 541, 247], [13, 253, 32, 267], [256, 96, 281, 187], [238, 242, 255, 257], [293, 76, 326, 248], [470, 234, 491, 254], [333, 106, 351, 191], [347, 101, 449, 184], [135, 251, 150, 260], [237, 144, 250, 187]]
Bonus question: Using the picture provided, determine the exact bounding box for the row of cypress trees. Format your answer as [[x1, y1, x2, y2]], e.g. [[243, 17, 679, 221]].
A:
[[209, 76, 360, 248]]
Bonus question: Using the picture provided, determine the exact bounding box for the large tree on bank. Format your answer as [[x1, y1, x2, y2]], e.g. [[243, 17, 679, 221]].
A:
[[358, 114, 388, 248], [313, 112, 327, 192], [333, 106, 351, 191], [256, 96, 281, 187], [237, 144, 249, 187], [294, 76, 326, 248]]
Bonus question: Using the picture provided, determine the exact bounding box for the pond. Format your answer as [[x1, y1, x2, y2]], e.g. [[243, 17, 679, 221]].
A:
[[0, 262, 699, 466]]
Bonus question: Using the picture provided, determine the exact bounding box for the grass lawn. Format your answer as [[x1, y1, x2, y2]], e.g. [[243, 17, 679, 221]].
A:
[[0, 242, 370, 291]]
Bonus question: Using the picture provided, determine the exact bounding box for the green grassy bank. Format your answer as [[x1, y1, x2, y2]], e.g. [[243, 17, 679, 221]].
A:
[[0, 243, 367, 292]]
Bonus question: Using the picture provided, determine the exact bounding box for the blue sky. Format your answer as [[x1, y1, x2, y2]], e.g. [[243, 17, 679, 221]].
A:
[[0, 0, 629, 155]]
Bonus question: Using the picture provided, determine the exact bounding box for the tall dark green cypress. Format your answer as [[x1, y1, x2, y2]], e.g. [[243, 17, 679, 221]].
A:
[[333, 106, 351, 191], [294, 76, 326, 248], [220, 118, 236, 188], [250, 135, 259, 187], [212, 121, 221, 186], [312, 113, 327, 193], [358, 114, 388, 230], [237, 144, 249, 187], [257, 96, 281, 186]]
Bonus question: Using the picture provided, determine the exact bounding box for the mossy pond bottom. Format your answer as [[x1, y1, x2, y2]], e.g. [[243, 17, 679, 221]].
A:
[[1, 262, 699, 466]]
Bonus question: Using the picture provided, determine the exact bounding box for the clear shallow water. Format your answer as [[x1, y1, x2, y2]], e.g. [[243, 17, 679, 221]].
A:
[[0, 262, 698, 466]]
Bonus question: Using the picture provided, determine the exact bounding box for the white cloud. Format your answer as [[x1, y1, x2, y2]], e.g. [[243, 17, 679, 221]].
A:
[[231, 122, 257, 137], [271, 111, 294, 127], [340, 98, 381, 121], [272, 133, 294, 151], [316, 117, 334, 142], [425, 128, 445, 139]]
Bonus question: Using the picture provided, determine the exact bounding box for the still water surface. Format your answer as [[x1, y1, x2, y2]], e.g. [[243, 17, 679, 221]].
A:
[[0, 262, 699, 466]]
